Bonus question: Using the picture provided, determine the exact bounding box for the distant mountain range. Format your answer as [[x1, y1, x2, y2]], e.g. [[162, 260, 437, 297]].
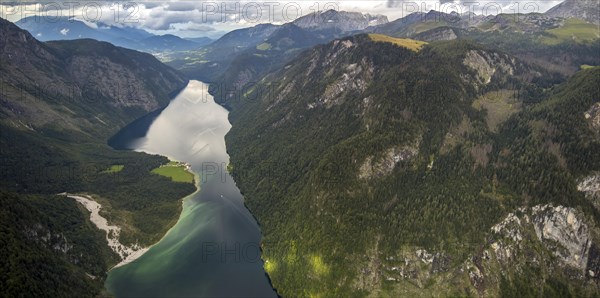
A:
[[15, 16, 212, 52], [176, 0, 598, 89]]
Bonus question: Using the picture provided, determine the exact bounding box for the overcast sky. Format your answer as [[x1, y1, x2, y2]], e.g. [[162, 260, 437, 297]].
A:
[[0, 1, 564, 38]]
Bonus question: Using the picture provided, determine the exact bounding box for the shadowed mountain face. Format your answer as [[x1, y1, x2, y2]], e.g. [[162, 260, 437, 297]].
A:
[[1, 17, 186, 137]]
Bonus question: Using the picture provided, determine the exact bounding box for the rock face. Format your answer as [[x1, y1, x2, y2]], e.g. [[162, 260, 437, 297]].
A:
[[585, 102, 600, 133], [579, 174, 600, 197], [545, 0, 600, 25], [294, 9, 388, 32], [531, 205, 592, 270], [314, 58, 373, 109], [489, 204, 596, 272], [368, 204, 598, 294], [579, 173, 600, 211], [359, 143, 419, 180], [461, 49, 531, 91], [413, 27, 458, 42], [24, 223, 73, 254]]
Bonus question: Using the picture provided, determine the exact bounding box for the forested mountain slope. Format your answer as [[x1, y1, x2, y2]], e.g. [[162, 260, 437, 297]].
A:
[[169, 23, 280, 81], [0, 17, 195, 296], [223, 34, 600, 296]]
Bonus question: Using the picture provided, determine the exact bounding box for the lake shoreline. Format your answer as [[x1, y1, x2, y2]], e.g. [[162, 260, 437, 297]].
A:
[[60, 193, 151, 269], [59, 156, 200, 270], [105, 80, 276, 297]]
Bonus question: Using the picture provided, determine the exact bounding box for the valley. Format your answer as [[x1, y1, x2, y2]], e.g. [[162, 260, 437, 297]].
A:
[[105, 80, 275, 297], [1, 0, 599, 297]]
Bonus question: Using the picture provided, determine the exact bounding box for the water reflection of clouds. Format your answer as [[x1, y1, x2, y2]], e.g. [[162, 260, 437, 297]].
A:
[[107, 80, 275, 297], [143, 80, 232, 165]]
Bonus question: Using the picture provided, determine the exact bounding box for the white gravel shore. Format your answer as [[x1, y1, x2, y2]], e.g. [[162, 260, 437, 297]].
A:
[[60, 193, 149, 269]]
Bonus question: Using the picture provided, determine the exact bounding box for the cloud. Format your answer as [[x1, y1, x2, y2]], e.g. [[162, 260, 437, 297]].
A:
[[2, 1, 566, 36], [142, 3, 163, 9], [165, 2, 201, 12]]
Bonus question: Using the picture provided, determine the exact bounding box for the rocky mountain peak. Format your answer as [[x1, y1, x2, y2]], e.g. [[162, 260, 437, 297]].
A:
[[293, 9, 388, 32], [545, 0, 600, 24]]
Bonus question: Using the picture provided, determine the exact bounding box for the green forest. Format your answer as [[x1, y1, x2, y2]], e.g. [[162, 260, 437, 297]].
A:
[[223, 35, 600, 296]]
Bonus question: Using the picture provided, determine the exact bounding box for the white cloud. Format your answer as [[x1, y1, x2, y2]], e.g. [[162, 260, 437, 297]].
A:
[[1, 1, 566, 38]]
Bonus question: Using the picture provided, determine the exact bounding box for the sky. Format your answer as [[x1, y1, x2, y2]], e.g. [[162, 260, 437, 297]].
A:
[[0, 1, 564, 38]]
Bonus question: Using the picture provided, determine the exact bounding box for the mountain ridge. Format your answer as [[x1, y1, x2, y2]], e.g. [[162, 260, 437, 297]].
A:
[[2, 16, 187, 137]]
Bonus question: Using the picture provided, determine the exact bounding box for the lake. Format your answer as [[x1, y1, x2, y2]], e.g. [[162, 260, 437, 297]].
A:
[[105, 80, 277, 297]]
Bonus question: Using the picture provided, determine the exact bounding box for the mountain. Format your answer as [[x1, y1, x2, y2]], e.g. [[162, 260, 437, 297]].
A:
[[293, 9, 388, 32], [546, 0, 600, 25], [199, 10, 390, 102], [15, 16, 208, 53], [1, 18, 186, 136], [371, 10, 476, 37], [220, 34, 600, 296], [368, 9, 599, 76], [169, 23, 279, 81], [0, 17, 195, 296], [412, 26, 462, 42], [170, 10, 389, 83], [184, 36, 213, 46], [205, 7, 597, 108], [15, 16, 150, 49], [208, 23, 326, 97], [139, 34, 203, 51]]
